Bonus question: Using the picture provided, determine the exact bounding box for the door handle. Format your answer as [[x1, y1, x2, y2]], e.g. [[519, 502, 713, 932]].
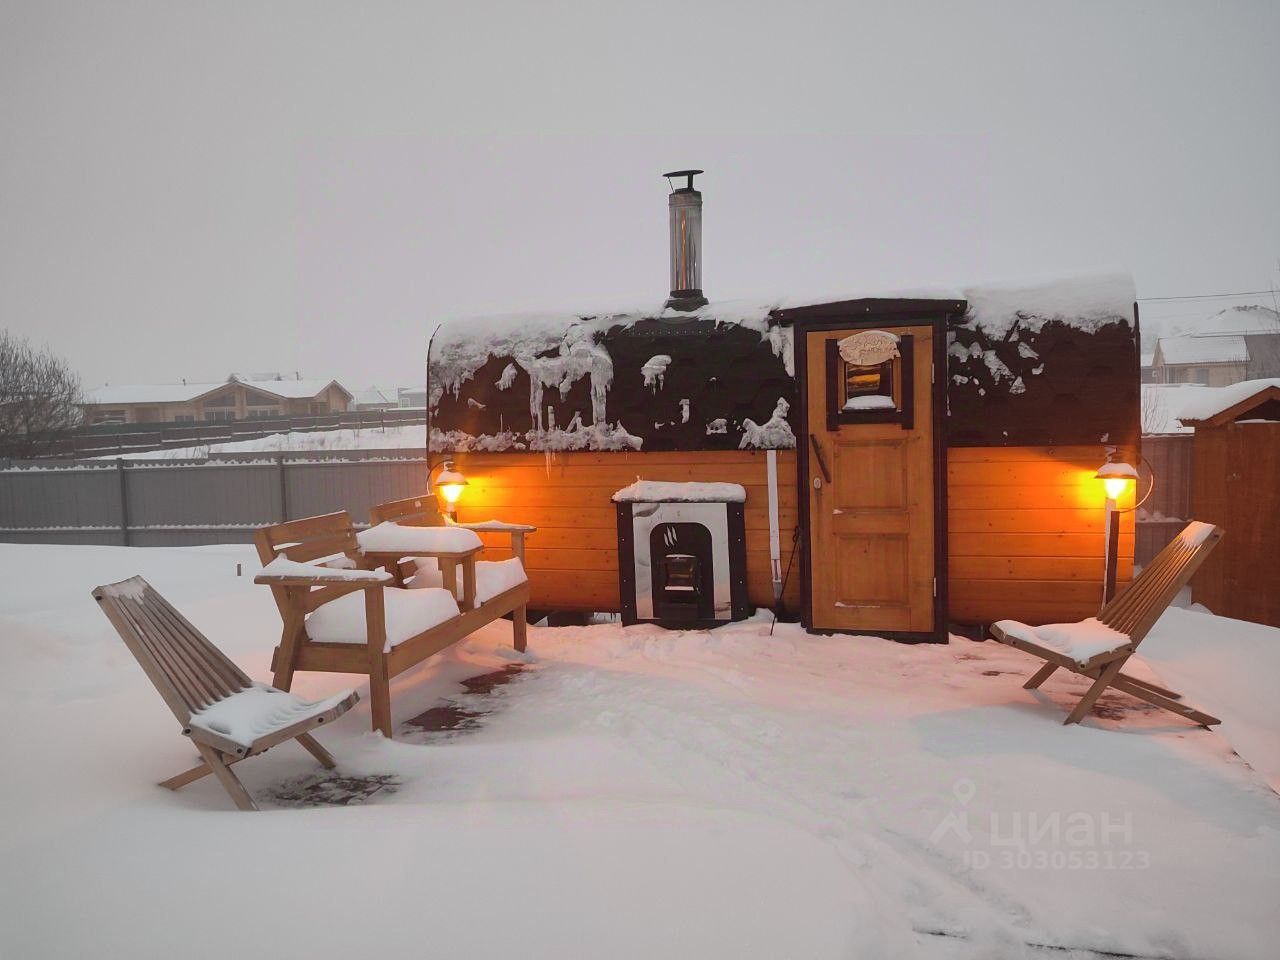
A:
[[808, 434, 832, 484]]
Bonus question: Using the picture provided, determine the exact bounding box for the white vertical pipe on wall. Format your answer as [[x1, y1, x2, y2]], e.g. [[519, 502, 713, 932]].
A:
[[767, 449, 782, 604]]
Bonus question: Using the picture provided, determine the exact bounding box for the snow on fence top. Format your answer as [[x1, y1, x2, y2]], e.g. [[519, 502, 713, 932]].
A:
[[612, 480, 747, 503]]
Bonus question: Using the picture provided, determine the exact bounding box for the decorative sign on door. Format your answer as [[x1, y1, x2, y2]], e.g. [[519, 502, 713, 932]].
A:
[[837, 330, 900, 367]]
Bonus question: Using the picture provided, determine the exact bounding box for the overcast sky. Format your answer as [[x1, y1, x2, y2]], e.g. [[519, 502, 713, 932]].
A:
[[2, 0, 1278, 391]]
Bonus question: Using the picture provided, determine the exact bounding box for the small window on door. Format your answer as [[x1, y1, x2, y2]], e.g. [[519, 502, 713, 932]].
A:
[[825, 332, 914, 430], [842, 359, 895, 412]]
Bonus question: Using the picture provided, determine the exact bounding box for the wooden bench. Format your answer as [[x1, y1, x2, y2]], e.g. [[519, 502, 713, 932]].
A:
[[990, 520, 1224, 726], [253, 510, 529, 738]]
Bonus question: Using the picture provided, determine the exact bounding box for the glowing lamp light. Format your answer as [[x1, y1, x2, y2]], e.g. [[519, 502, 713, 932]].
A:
[[1095, 459, 1139, 502], [433, 461, 468, 506]]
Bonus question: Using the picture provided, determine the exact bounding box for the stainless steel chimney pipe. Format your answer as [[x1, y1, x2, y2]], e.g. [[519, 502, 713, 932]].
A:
[[664, 170, 708, 311]]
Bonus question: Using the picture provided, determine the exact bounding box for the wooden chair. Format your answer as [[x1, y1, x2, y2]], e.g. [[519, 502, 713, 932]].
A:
[[93, 576, 358, 811], [368, 493, 536, 650], [254, 510, 528, 739], [989, 521, 1224, 727]]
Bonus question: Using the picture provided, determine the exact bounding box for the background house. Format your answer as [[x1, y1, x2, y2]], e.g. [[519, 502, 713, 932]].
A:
[[398, 386, 428, 408], [1150, 305, 1280, 386], [352, 386, 399, 411], [82, 375, 352, 425]]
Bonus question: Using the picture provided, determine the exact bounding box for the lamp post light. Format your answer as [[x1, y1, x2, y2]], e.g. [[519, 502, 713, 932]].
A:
[[1095, 453, 1140, 607], [429, 458, 468, 521]]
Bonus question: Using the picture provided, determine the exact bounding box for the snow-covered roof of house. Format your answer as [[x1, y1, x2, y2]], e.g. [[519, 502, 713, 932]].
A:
[[1189, 305, 1280, 337], [353, 385, 397, 406], [1155, 335, 1249, 366], [1176, 378, 1280, 426], [237, 378, 350, 400], [1141, 383, 1213, 434], [84, 377, 349, 406]]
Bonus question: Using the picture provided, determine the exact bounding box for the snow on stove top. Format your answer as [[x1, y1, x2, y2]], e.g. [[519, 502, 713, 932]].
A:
[[611, 480, 747, 503]]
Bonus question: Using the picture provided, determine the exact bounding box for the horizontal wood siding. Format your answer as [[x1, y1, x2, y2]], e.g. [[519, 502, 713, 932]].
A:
[[947, 445, 1135, 625], [450, 445, 1130, 627], [448, 450, 802, 613]]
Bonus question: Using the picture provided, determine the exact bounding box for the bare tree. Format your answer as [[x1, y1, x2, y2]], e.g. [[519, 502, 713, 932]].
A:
[[0, 331, 83, 457], [1140, 382, 1166, 436]]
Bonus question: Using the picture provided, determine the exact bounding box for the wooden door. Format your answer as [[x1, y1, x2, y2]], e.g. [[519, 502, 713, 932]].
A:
[[804, 322, 939, 636]]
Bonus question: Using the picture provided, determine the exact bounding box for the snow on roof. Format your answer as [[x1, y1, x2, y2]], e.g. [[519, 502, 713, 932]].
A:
[[353, 385, 397, 405], [431, 271, 1135, 393], [959, 271, 1135, 338], [1176, 378, 1280, 425], [1141, 383, 1213, 434], [237, 378, 348, 400], [1156, 335, 1249, 366], [84, 383, 211, 405], [84, 377, 347, 406], [1188, 304, 1280, 337]]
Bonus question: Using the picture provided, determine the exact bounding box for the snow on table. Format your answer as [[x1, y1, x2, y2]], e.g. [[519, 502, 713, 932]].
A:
[[258, 556, 391, 582], [356, 521, 483, 554], [611, 480, 747, 503]]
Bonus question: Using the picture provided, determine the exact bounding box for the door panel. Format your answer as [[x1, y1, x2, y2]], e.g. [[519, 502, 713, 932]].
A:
[[807, 323, 937, 634]]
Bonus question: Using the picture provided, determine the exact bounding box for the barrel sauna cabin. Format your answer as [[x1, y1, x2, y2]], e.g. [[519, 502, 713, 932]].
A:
[[425, 271, 1140, 641]]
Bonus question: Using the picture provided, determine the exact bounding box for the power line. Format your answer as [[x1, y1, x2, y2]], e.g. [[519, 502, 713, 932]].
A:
[[1138, 289, 1275, 303]]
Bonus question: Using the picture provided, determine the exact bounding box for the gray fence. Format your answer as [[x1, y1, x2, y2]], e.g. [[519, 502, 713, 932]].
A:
[[0, 450, 432, 546], [1136, 434, 1195, 566], [22, 408, 427, 459]]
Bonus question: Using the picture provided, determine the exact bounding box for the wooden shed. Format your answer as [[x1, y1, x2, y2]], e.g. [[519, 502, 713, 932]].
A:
[[425, 176, 1139, 640], [1179, 379, 1280, 627]]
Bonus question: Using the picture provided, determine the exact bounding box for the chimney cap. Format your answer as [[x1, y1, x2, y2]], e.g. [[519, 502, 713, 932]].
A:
[[663, 169, 703, 192]]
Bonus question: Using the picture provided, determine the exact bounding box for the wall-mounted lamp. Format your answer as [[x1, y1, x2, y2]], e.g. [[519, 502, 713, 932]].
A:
[[429, 458, 468, 519], [1095, 450, 1147, 608], [1096, 458, 1140, 503]]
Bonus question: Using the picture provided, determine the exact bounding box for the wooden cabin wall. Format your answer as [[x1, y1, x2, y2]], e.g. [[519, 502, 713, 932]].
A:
[[448, 450, 803, 614], [448, 445, 1130, 626], [947, 445, 1134, 626]]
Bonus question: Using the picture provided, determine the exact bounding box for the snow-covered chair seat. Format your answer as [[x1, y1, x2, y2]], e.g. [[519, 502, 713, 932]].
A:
[[988, 520, 1224, 727], [990, 618, 1130, 667], [93, 575, 359, 811], [189, 683, 359, 750], [305, 585, 461, 651], [408, 556, 528, 605]]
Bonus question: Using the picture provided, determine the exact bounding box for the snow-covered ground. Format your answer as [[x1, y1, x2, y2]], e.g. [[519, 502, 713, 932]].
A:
[[1, 542, 1277, 959]]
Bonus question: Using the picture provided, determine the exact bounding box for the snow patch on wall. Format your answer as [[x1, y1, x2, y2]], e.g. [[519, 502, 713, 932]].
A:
[[518, 336, 614, 431], [739, 399, 796, 449], [641, 355, 672, 390]]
